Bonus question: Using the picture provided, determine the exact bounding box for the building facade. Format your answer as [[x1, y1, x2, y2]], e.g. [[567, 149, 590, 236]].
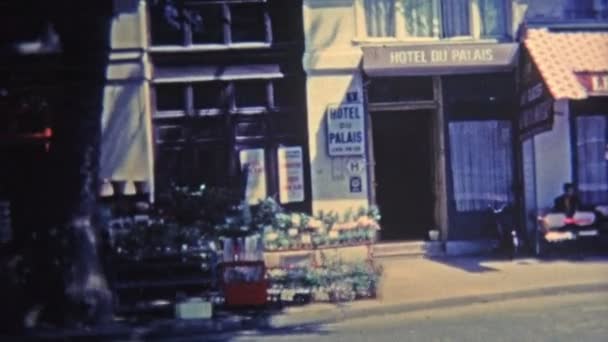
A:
[[101, 0, 310, 212], [303, 0, 530, 244], [98, 0, 608, 249], [517, 0, 608, 243]]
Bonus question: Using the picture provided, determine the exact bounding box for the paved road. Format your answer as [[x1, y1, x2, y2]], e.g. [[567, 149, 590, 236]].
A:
[[196, 290, 608, 342]]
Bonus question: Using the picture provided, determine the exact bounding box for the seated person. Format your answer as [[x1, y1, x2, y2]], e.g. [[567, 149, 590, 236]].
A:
[[553, 183, 581, 218]]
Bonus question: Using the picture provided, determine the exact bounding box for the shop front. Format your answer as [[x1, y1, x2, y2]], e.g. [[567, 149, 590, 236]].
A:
[[362, 42, 520, 242], [519, 28, 608, 243]]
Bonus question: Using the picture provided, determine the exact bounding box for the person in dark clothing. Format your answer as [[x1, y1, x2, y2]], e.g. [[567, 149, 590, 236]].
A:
[[553, 183, 581, 217]]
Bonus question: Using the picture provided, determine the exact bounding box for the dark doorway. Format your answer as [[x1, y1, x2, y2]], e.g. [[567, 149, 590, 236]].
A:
[[372, 110, 434, 241]]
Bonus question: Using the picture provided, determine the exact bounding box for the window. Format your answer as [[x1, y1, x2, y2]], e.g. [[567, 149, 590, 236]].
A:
[[479, 0, 506, 36], [234, 80, 268, 108], [150, 0, 271, 46], [155, 84, 184, 111], [575, 115, 608, 205], [449, 120, 514, 212], [443, 0, 471, 37], [565, 0, 608, 19], [231, 3, 268, 42], [193, 82, 224, 110], [361, 0, 507, 40], [367, 76, 434, 102], [190, 5, 224, 44], [154, 78, 291, 116]]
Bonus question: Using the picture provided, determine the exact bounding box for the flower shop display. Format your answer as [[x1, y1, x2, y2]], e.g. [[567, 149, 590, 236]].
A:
[[261, 203, 381, 251], [266, 260, 382, 305], [106, 184, 383, 311]]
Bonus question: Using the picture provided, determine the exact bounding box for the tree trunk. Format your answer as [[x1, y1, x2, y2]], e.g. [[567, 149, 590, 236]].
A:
[[37, 1, 114, 326]]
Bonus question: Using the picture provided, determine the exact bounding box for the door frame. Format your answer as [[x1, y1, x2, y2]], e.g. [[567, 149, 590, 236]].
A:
[[364, 76, 449, 242]]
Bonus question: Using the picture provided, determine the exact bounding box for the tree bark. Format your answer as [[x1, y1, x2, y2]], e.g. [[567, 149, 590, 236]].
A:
[[38, 0, 115, 326]]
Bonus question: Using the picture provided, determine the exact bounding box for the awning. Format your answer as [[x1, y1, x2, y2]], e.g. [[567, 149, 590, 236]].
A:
[[524, 28, 608, 99], [362, 43, 519, 77], [152, 64, 283, 83]]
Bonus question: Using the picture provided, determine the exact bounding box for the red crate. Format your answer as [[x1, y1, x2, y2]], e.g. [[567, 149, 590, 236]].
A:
[[218, 261, 268, 307]]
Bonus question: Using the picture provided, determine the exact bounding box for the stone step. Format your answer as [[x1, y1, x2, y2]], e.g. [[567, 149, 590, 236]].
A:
[[373, 241, 444, 258]]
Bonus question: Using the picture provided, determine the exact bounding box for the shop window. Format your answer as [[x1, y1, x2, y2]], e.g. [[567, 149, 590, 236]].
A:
[[367, 77, 434, 103], [155, 146, 190, 192], [272, 78, 296, 109], [231, 3, 267, 43], [155, 138, 230, 194], [236, 120, 267, 138], [448, 120, 514, 212], [193, 82, 225, 110], [361, 0, 507, 39], [190, 117, 225, 142], [155, 124, 185, 144], [155, 84, 185, 111], [575, 115, 608, 205], [234, 80, 268, 108], [193, 144, 230, 187]]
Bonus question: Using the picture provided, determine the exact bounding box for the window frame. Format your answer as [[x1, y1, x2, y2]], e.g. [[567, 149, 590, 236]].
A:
[[152, 78, 288, 119], [354, 0, 510, 43], [149, 0, 273, 50], [570, 99, 608, 206]]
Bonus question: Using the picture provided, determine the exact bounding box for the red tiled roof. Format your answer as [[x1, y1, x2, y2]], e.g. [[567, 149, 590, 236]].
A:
[[524, 28, 608, 99]]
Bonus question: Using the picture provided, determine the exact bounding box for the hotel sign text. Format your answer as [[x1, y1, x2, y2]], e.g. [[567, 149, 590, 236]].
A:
[[362, 43, 519, 76]]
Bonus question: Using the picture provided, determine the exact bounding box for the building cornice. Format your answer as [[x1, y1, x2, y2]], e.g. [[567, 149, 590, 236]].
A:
[[302, 48, 362, 74]]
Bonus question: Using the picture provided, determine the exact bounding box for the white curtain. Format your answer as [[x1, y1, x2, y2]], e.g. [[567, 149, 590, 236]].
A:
[[479, 0, 506, 36], [442, 0, 470, 37], [402, 0, 439, 37], [449, 121, 514, 212], [576, 116, 608, 205], [522, 138, 537, 237], [365, 0, 395, 37]]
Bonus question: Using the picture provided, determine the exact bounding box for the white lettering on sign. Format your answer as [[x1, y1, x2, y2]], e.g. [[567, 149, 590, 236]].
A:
[[591, 75, 608, 92], [389, 48, 494, 65], [278, 146, 305, 204], [239, 149, 267, 205], [527, 83, 543, 103], [326, 102, 365, 157]]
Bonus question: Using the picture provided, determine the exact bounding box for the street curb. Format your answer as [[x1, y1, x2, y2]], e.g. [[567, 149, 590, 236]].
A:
[[269, 282, 608, 328], [13, 282, 608, 340]]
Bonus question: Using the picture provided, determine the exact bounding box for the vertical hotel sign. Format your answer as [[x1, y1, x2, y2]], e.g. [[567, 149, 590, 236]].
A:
[[239, 149, 267, 205], [278, 146, 305, 204], [518, 52, 554, 140], [326, 100, 365, 157]]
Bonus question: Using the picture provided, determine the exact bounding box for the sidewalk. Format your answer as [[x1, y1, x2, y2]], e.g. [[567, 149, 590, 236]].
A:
[[271, 255, 608, 327]]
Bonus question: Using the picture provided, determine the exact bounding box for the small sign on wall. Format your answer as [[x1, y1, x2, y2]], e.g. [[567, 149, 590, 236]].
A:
[[349, 176, 362, 193], [278, 146, 305, 204], [326, 102, 365, 157], [239, 149, 267, 205], [346, 158, 365, 175]]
